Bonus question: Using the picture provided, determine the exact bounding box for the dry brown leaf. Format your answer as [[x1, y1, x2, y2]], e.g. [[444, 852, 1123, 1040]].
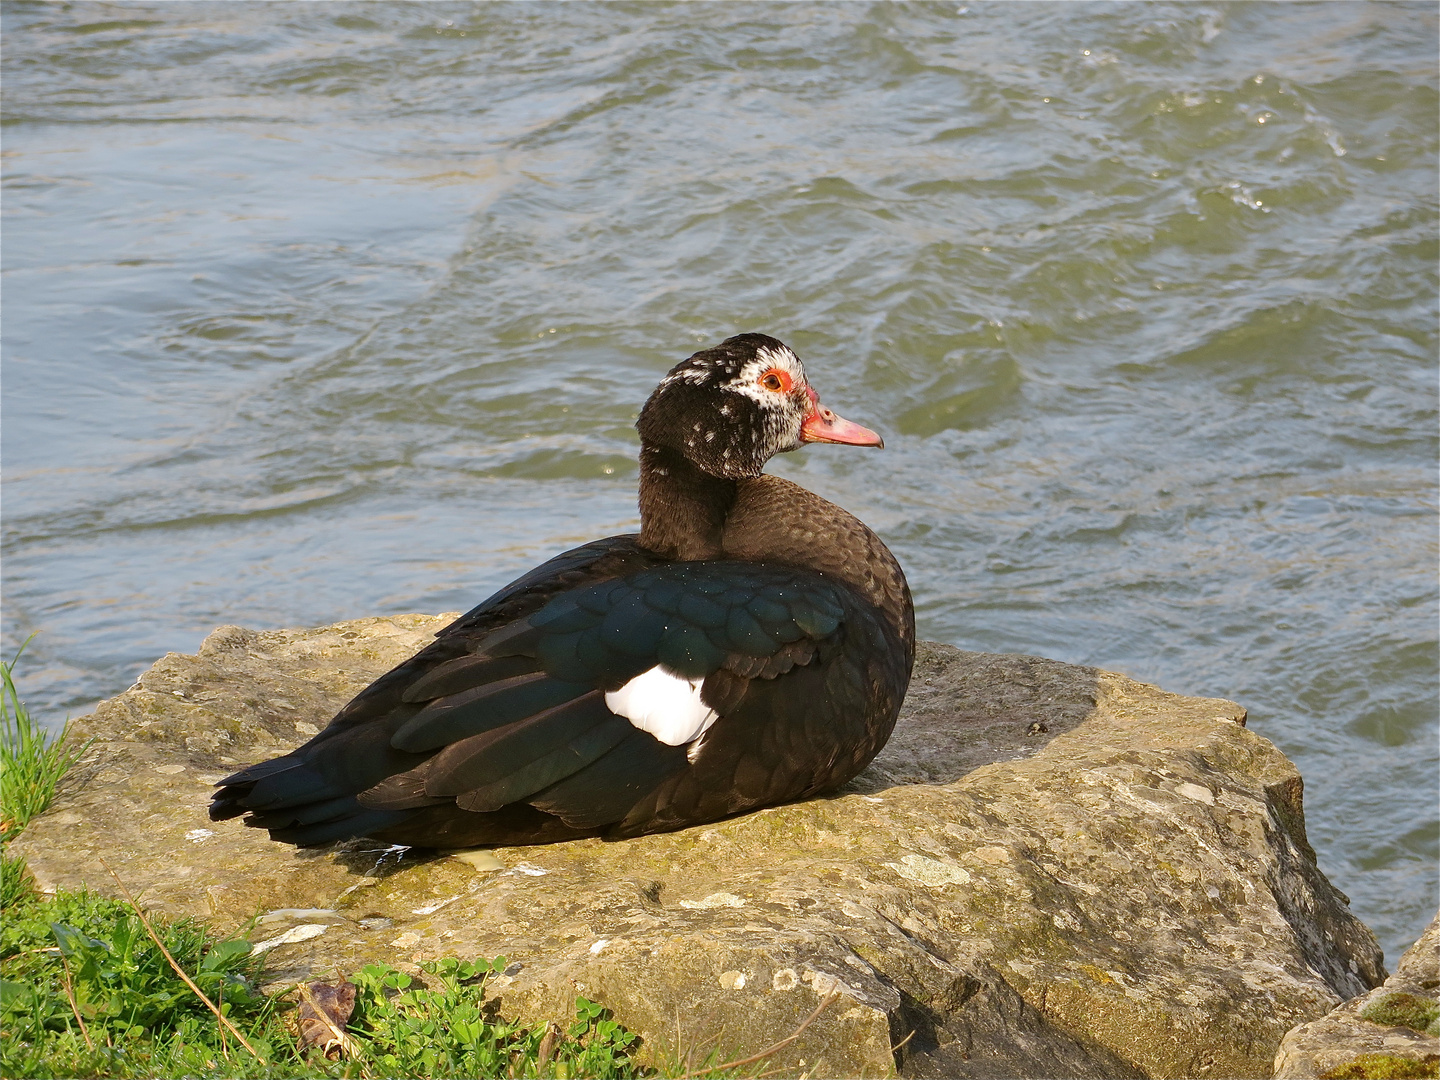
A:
[[296, 980, 358, 1060], [536, 1021, 560, 1070]]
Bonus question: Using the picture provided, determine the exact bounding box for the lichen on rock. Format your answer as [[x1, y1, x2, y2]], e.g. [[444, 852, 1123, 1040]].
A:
[[11, 619, 1386, 1078]]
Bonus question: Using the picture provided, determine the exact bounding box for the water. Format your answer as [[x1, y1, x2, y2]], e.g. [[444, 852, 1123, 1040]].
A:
[[3, 1, 1435, 963]]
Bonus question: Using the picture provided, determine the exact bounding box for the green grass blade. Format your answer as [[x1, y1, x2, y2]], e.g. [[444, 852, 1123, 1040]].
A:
[[1, 641, 93, 841]]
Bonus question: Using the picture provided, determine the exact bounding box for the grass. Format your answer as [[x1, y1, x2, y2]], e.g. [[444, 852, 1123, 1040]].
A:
[[343, 958, 642, 1078], [0, 862, 649, 1078], [1, 640, 92, 842], [0, 867, 648, 1078]]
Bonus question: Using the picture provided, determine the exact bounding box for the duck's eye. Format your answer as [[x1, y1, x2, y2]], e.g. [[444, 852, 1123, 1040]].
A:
[[758, 369, 791, 393]]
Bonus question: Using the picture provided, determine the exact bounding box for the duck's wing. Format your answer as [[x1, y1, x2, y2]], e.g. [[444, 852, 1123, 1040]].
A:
[[206, 535, 657, 843], [597, 563, 906, 837], [372, 561, 903, 845], [212, 556, 898, 848]]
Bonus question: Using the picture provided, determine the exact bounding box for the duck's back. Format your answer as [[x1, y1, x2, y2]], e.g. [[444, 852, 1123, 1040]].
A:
[[723, 474, 913, 647]]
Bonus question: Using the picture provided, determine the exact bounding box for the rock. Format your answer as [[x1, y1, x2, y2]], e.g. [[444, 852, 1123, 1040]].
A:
[[12, 618, 1386, 1079], [1389, 915, 1440, 1001], [1274, 911, 1439, 1079]]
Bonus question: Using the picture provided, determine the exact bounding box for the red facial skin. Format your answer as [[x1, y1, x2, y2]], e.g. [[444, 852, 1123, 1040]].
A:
[[797, 385, 884, 448]]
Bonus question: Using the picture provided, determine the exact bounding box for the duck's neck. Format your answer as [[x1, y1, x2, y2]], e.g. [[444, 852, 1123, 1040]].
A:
[[637, 443, 736, 560]]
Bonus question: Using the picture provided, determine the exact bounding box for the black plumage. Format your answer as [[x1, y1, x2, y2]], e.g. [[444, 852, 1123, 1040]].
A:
[[210, 333, 915, 848]]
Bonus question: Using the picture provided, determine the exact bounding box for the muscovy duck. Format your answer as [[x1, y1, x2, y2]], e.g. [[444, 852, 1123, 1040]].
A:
[[210, 334, 914, 848]]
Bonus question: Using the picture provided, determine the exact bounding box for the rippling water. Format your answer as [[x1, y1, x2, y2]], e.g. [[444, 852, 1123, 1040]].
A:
[[3, 2, 1435, 960]]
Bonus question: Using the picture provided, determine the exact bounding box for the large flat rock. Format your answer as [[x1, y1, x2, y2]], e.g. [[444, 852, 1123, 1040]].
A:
[[13, 616, 1385, 1078]]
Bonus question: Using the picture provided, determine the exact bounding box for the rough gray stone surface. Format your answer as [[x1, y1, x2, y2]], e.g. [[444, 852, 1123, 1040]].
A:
[[12, 617, 1387, 1078], [1273, 911, 1439, 1078]]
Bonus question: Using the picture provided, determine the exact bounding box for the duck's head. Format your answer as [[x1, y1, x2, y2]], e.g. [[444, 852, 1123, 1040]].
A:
[[637, 333, 882, 480]]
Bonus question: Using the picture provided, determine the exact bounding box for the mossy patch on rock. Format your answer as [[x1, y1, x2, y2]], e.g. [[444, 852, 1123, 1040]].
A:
[[1319, 1053, 1440, 1079], [1361, 994, 1440, 1036]]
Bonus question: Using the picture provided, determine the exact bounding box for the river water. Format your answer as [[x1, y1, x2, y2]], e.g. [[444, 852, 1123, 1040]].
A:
[[3, 2, 1435, 961]]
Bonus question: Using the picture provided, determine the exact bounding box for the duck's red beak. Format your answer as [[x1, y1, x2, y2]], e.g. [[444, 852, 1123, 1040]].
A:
[[799, 387, 884, 448]]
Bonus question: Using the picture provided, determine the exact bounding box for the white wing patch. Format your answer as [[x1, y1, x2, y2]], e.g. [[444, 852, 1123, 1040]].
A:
[[604, 665, 719, 746]]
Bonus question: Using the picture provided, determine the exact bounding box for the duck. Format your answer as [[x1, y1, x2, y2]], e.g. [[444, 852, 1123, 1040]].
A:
[[209, 333, 914, 849]]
